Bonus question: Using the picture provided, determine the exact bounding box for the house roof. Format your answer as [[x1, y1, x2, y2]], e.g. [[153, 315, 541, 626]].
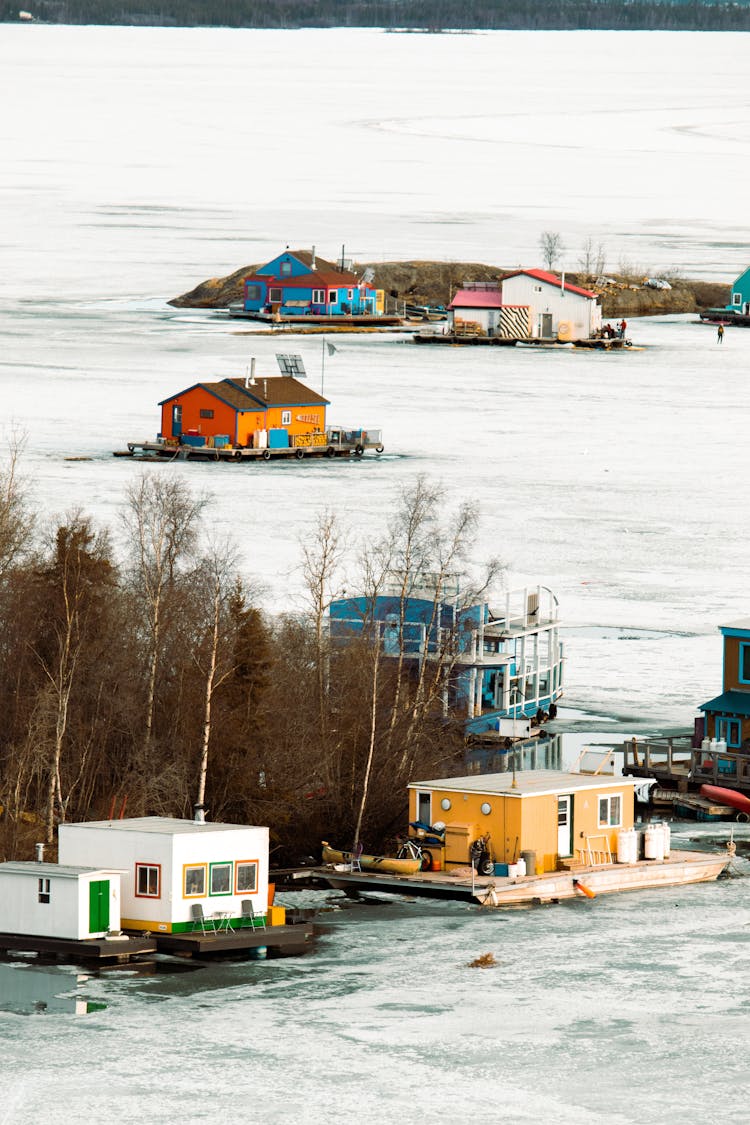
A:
[[408, 769, 633, 798], [699, 690, 750, 716], [502, 269, 598, 300], [160, 377, 329, 411], [247, 249, 362, 288], [64, 816, 263, 835], [448, 289, 504, 310], [0, 861, 122, 878]]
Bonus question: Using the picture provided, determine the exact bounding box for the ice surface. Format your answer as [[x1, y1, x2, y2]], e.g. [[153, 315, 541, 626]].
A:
[[1, 29, 749, 1116]]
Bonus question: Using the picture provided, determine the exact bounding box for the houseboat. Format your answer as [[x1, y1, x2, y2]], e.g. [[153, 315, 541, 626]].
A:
[[415, 270, 602, 345], [699, 267, 750, 326], [329, 582, 563, 740], [58, 815, 313, 957], [233, 247, 399, 325], [118, 369, 384, 462], [622, 617, 750, 800], [322, 769, 729, 907], [0, 855, 156, 963]]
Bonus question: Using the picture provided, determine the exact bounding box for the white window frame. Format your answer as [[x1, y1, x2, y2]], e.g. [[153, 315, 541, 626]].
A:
[[416, 790, 431, 824], [38, 878, 51, 904], [312, 288, 325, 304], [269, 287, 283, 303], [328, 290, 338, 304], [135, 863, 161, 898], [281, 410, 291, 425], [733, 293, 742, 305], [598, 793, 622, 828]]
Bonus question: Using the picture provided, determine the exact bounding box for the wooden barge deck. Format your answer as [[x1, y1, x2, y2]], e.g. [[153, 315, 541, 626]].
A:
[[622, 736, 750, 799], [115, 438, 383, 463], [316, 849, 728, 906], [154, 920, 315, 958], [413, 333, 632, 349]]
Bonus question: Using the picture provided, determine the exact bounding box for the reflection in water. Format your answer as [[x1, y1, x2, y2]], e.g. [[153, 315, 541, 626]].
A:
[[0, 963, 106, 1016]]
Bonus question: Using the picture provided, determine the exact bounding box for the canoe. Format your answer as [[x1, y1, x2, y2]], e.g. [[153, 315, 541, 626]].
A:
[[321, 841, 422, 876], [699, 784, 750, 817]]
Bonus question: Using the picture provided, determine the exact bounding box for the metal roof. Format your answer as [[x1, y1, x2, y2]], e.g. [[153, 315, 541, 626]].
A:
[[502, 268, 598, 300], [699, 689, 750, 715], [408, 769, 633, 798], [449, 289, 504, 310], [0, 861, 123, 878], [63, 817, 261, 835]]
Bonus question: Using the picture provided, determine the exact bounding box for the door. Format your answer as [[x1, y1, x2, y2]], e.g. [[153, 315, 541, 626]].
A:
[[172, 404, 183, 438], [89, 879, 110, 933], [540, 313, 553, 338], [557, 796, 572, 857]]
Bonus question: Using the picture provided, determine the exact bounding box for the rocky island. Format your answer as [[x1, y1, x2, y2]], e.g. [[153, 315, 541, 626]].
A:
[[170, 261, 729, 319]]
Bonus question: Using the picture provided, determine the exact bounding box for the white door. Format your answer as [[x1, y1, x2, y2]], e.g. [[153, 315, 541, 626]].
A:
[[557, 795, 572, 856]]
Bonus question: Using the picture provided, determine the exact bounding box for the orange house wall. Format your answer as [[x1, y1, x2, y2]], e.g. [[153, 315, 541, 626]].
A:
[[161, 389, 238, 443], [161, 390, 326, 446]]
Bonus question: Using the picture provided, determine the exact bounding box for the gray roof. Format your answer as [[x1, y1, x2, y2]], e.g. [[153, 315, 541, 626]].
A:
[[63, 816, 262, 835], [408, 769, 634, 798], [0, 861, 122, 878]]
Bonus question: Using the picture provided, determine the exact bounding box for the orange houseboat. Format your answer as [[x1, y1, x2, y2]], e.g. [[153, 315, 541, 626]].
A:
[[119, 373, 384, 461]]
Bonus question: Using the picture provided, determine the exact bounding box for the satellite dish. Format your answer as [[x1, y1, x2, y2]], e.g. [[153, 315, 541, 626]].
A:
[[361, 268, 375, 285], [276, 353, 306, 378]]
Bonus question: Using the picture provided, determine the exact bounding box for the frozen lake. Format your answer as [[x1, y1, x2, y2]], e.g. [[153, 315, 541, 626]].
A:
[[1, 26, 750, 1119]]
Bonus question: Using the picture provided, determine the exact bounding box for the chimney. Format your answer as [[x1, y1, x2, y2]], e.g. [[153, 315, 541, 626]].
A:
[[245, 357, 256, 388], [35, 843, 44, 863], [340, 243, 345, 270], [193, 804, 206, 824], [311, 245, 316, 271], [561, 271, 565, 294]]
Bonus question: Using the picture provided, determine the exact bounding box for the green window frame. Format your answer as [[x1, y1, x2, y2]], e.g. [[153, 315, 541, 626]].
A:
[[209, 861, 233, 897]]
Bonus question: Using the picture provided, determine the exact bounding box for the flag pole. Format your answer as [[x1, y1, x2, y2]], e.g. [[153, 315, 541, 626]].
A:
[[321, 337, 325, 398]]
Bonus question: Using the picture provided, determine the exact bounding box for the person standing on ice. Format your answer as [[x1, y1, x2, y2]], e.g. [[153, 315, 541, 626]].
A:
[[717, 323, 724, 344]]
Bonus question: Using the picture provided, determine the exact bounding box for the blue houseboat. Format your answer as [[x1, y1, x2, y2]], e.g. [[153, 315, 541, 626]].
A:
[[700, 266, 750, 325], [329, 582, 563, 737], [240, 247, 389, 322]]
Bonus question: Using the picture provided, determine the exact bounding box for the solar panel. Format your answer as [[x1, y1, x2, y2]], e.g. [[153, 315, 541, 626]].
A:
[[276, 353, 306, 377]]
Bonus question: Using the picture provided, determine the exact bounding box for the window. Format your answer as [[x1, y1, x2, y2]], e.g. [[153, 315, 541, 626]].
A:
[[281, 410, 291, 425], [347, 289, 353, 300], [246, 284, 262, 301], [328, 290, 338, 304], [534, 285, 542, 293], [598, 794, 622, 828], [269, 287, 282, 303], [739, 643, 750, 684], [209, 862, 232, 896], [199, 409, 214, 420], [718, 717, 741, 748], [312, 289, 325, 304], [280, 261, 292, 276], [733, 293, 742, 305], [135, 863, 160, 898], [38, 878, 50, 904], [183, 864, 206, 897], [480, 802, 492, 815], [235, 861, 258, 894]]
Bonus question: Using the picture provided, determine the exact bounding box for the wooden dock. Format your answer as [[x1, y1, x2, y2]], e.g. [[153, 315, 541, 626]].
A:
[[0, 931, 157, 963], [622, 736, 750, 798], [154, 920, 315, 958], [412, 332, 632, 349]]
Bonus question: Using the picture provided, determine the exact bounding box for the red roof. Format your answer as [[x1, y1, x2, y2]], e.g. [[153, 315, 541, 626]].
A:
[[502, 269, 597, 299], [448, 289, 504, 310]]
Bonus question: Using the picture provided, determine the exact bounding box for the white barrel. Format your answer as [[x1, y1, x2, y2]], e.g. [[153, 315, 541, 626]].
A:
[[710, 738, 718, 752], [661, 821, 671, 857], [516, 858, 526, 877], [617, 828, 637, 864], [645, 823, 665, 861], [701, 738, 711, 753], [716, 739, 727, 754], [508, 863, 519, 879]]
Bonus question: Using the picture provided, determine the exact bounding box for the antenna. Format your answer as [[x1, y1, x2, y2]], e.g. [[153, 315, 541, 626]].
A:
[[276, 353, 306, 378]]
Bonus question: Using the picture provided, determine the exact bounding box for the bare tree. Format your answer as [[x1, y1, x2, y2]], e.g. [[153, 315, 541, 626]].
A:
[[0, 431, 33, 583], [122, 475, 206, 781], [539, 231, 565, 271], [299, 509, 346, 734]]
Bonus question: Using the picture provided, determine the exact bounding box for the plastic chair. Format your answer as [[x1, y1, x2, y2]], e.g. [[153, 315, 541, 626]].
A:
[[241, 899, 266, 930], [350, 842, 363, 872], [190, 903, 216, 935]]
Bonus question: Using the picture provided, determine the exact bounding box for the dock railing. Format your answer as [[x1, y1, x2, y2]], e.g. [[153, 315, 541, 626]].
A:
[[622, 736, 693, 777], [690, 748, 750, 786]]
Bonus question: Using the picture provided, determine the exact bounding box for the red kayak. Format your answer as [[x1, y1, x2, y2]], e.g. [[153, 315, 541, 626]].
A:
[[700, 784, 750, 816]]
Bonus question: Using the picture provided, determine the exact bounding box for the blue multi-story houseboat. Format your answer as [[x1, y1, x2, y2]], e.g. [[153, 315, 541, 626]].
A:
[[699, 266, 750, 325], [328, 581, 563, 738]]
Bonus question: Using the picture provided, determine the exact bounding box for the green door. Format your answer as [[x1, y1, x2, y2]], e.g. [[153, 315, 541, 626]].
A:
[[88, 880, 110, 933]]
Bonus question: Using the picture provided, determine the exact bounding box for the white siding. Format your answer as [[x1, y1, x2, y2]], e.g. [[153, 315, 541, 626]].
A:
[[0, 867, 120, 940], [501, 276, 600, 339]]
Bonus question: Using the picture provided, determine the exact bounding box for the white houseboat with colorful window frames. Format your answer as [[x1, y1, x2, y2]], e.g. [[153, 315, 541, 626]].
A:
[[58, 817, 269, 934]]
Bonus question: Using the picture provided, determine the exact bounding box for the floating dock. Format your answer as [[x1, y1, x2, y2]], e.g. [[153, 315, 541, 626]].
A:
[[153, 920, 315, 958], [413, 333, 632, 350], [317, 849, 729, 906], [0, 931, 157, 963]]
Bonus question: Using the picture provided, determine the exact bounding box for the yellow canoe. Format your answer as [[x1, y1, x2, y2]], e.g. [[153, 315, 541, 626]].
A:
[[321, 841, 422, 876]]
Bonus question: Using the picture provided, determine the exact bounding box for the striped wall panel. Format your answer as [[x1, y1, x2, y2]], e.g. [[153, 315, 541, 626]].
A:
[[498, 306, 531, 338]]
